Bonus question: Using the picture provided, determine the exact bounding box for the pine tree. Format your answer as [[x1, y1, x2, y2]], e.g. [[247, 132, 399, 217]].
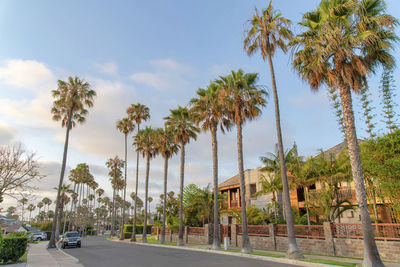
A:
[[359, 84, 376, 139], [328, 88, 346, 141], [380, 68, 398, 134]]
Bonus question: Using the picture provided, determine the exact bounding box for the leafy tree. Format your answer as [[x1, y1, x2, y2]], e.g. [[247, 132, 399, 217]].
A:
[[127, 103, 150, 242], [116, 117, 134, 240], [291, 1, 398, 265], [6, 206, 17, 220], [255, 174, 282, 220], [190, 81, 231, 249], [218, 69, 267, 253], [49, 76, 96, 248], [164, 106, 199, 246]]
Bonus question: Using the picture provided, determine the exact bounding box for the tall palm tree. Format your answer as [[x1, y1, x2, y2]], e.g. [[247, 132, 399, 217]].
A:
[[27, 204, 35, 222], [19, 197, 28, 222], [127, 103, 150, 242], [190, 82, 231, 249], [96, 188, 105, 233], [291, 1, 398, 265], [55, 184, 73, 239], [116, 117, 135, 240], [49, 76, 96, 248], [42, 197, 52, 217], [153, 127, 179, 244], [37, 202, 44, 222], [243, 2, 302, 258], [106, 156, 124, 237], [164, 106, 199, 246], [134, 127, 159, 243], [218, 69, 267, 253]]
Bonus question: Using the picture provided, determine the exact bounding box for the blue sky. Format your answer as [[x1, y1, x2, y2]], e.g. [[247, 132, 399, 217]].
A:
[[1, 0, 399, 213]]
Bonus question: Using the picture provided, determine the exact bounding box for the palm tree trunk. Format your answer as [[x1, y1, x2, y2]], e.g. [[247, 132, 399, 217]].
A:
[[111, 187, 116, 236], [131, 124, 140, 242], [236, 123, 252, 253], [177, 142, 185, 246], [161, 157, 168, 244], [338, 83, 384, 267], [211, 125, 221, 249], [120, 133, 128, 240], [68, 183, 77, 231], [142, 153, 150, 243], [56, 200, 63, 240], [266, 53, 303, 259], [48, 106, 73, 249]]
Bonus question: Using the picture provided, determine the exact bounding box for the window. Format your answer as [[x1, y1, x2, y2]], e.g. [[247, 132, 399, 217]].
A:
[[250, 184, 257, 197], [309, 184, 316, 190]]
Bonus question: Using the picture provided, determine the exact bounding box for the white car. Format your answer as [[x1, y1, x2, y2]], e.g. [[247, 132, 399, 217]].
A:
[[32, 232, 47, 241]]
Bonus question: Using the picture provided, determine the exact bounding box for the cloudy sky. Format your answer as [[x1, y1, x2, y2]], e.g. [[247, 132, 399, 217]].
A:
[[1, 0, 399, 216]]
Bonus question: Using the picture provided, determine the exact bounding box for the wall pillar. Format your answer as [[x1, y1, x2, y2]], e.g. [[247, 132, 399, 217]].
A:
[[323, 222, 336, 256], [269, 224, 277, 250], [184, 226, 188, 244], [169, 229, 172, 243], [231, 224, 238, 247]]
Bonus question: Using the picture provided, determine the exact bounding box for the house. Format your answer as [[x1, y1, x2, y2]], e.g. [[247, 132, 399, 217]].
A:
[[4, 225, 28, 234], [218, 168, 274, 224], [0, 215, 18, 226]]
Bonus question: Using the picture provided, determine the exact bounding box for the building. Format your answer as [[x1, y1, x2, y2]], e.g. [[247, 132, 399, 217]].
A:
[[218, 168, 273, 224], [4, 225, 28, 234]]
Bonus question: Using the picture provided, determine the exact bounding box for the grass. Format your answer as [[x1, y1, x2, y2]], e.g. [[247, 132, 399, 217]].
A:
[[218, 249, 240, 252], [300, 258, 356, 267], [0, 251, 28, 265]]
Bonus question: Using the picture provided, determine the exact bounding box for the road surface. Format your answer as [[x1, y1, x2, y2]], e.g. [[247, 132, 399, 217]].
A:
[[64, 236, 298, 267]]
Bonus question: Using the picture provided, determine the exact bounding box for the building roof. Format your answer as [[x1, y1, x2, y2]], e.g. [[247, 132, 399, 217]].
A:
[[5, 225, 27, 233], [218, 174, 240, 188]]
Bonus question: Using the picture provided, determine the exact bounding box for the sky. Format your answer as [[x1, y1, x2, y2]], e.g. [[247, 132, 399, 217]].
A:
[[0, 0, 399, 217]]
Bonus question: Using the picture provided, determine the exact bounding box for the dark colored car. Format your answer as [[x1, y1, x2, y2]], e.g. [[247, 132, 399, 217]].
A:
[[61, 232, 81, 249]]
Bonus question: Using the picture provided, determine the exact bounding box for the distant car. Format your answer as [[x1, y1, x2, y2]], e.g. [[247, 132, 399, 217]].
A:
[[31, 232, 47, 241], [61, 231, 81, 249]]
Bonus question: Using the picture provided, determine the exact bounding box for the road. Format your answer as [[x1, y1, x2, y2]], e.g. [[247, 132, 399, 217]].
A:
[[64, 236, 298, 267]]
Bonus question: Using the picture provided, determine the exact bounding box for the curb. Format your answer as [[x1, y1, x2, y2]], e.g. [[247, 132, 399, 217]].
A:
[[55, 242, 83, 264], [111, 239, 338, 267]]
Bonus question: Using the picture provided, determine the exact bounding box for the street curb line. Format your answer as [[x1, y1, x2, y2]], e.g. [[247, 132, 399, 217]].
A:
[[55, 242, 83, 264], [111, 239, 338, 267]]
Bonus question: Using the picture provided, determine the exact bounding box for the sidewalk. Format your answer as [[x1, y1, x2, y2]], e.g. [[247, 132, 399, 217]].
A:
[[26, 242, 84, 267], [113, 238, 400, 267]]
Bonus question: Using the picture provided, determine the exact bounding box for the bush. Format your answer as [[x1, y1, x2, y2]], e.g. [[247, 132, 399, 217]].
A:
[[0, 236, 28, 264], [119, 224, 153, 239], [40, 221, 52, 231]]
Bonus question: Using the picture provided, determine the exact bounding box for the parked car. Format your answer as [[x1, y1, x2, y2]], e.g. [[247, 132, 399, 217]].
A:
[[60, 231, 81, 249], [30, 232, 47, 241]]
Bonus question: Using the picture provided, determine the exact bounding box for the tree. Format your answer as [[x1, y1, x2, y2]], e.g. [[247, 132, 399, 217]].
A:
[[127, 103, 150, 242], [244, 1, 301, 258], [42, 197, 52, 217], [37, 202, 44, 222], [6, 206, 17, 220], [116, 117, 134, 240], [148, 197, 153, 214], [106, 156, 124, 237], [19, 197, 28, 222], [55, 184, 73, 239], [27, 204, 35, 222], [217, 69, 266, 253], [255, 174, 282, 220], [164, 106, 199, 246], [190, 81, 231, 249], [153, 127, 179, 244], [49, 76, 96, 248], [291, 1, 398, 265], [0, 145, 44, 203], [134, 127, 159, 243], [380, 68, 398, 135]]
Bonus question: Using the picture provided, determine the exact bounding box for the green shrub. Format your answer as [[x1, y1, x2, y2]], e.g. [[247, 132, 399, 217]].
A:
[[123, 232, 132, 239], [0, 236, 28, 264], [120, 224, 153, 238], [40, 221, 52, 231]]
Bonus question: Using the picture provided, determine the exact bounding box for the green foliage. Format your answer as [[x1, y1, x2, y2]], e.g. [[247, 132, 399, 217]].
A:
[[0, 236, 28, 264], [119, 224, 153, 239], [40, 221, 53, 231], [380, 68, 398, 133], [246, 206, 269, 225]]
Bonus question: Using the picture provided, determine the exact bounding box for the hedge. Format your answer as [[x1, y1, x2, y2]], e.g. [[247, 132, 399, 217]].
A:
[[0, 236, 28, 264], [120, 224, 153, 239]]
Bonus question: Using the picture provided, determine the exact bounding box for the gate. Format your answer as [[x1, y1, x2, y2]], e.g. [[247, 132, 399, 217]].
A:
[[220, 224, 231, 244]]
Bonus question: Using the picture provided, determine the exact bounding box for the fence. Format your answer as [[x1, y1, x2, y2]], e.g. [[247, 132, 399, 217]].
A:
[[188, 227, 205, 236], [274, 224, 325, 239], [333, 223, 400, 241]]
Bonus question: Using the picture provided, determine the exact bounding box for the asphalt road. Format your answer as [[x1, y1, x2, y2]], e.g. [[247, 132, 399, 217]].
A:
[[64, 236, 298, 267]]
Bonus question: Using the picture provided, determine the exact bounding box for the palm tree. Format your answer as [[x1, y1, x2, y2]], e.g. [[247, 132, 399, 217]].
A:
[[291, 1, 397, 265], [27, 204, 35, 222], [190, 82, 231, 249], [127, 103, 150, 242], [96, 188, 105, 233], [134, 127, 159, 243], [37, 202, 44, 222], [148, 197, 153, 214], [164, 106, 199, 246], [217, 69, 267, 253], [42, 197, 52, 217], [106, 156, 125, 237], [116, 117, 135, 240], [49, 76, 96, 248], [55, 184, 73, 239], [243, 2, 302, 258], [255, 174, 282, 220], [19, 197, 28, 222], [153, 127, 179, 244]]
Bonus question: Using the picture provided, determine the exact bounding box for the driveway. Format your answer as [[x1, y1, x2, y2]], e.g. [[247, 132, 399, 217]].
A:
[[64, 236, 298, 267]]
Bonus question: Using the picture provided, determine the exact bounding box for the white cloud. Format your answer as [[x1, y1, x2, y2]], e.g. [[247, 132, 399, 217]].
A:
[[0, 59, 56, 94], [93, 61, 118, 76], [0, 121, 17, 144]]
